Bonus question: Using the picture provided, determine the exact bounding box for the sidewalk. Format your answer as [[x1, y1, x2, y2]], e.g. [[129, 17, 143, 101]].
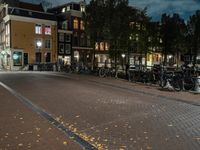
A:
[[0, 86, 82, 150]]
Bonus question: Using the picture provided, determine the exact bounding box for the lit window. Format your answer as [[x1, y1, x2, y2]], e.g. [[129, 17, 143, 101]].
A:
[[80, 20, 84, 30], [65, 44, 71, 54], [67, 5, 70, 11], [45, 25, 51, 35], [81, 5, 85, 12], [35, 24, 42, 34], [73, 18, 78, 29], [95, 42, 99, 50], [100, 42, 104, 51], [62, 7, 66, 13], [59, 43, 64, 54], [45, 39, 51, 49], [105, 42, 109, 51]]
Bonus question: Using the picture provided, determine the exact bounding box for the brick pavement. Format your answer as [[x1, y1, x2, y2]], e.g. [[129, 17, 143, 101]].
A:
[[1, 72, 200, 150], [60, 73, 200, 105], [0, 86, 82, 150]]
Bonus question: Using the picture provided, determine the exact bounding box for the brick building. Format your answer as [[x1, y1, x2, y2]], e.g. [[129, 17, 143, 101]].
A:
[[0, 0, 57, 70]]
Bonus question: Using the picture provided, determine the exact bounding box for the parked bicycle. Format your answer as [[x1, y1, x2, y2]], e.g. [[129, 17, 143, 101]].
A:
[[99, 67, 118, 78], [160, 71, 181, 91]]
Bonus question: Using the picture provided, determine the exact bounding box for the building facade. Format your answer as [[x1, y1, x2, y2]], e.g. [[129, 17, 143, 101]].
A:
[[0, 0, 57, 70], [48, 1, 92, 67]]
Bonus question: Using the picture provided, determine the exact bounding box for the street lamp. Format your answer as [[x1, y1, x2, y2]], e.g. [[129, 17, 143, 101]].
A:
[[121, 53, 125, 70], [36, 41, 42, 48]]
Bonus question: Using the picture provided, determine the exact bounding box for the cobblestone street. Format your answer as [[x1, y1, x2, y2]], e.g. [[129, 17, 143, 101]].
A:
[[0, 72, 200, 150]]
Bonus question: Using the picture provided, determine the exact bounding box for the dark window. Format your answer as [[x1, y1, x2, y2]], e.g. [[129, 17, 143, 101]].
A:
[[59, 43, 64, 54], [73, 4, 80, 11], [65, 34, 71, 42], [35, 52, 41, 63], [24, 53, 28, 65], [59, 33, 64, 42], [45, 52, 51, 62], [45, 39, 51, 49], [80, 34, 84, 46], [73, 33, 78, 46], [65, 44, 71, 54], [62, 21, 68, 30]]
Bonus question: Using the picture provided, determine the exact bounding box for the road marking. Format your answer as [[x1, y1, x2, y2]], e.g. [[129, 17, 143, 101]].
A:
[[0, 81, 97, 150]]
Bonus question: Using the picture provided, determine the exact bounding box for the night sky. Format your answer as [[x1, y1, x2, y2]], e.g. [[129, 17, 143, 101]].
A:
[[21, 0, 200, 21]]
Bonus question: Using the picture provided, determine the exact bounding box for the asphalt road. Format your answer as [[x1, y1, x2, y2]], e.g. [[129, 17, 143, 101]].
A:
[[0, 72, 200, 150]]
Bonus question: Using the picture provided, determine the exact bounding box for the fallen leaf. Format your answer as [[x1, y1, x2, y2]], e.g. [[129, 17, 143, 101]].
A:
[[63, 141, 67, 145], [18, 143, 23, 147]]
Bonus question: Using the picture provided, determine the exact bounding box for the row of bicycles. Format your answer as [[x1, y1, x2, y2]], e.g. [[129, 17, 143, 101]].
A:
[[59, 63, 199, 92], [128, 66, 200, 91], [60, 64, 91, 74], [95, 64, 199, 92]]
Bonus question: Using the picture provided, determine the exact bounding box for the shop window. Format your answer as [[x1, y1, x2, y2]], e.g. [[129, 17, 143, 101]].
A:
[[13, 51, 22, 66]]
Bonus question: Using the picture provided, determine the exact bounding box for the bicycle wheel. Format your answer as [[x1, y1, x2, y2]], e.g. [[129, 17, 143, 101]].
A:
[[99, 68, 106, 77], [172, 80, 181, 91], [184, 78, 194, 91]]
